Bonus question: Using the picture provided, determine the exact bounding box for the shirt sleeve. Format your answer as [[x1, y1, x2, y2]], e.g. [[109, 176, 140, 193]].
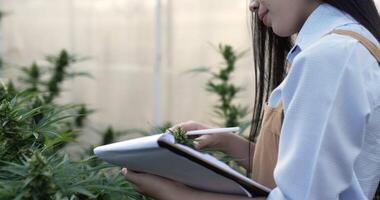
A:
[[267, 38, 372, 200]]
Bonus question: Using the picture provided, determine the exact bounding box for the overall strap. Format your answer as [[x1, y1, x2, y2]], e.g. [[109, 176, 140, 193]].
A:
[[329, 29, 380, 63]]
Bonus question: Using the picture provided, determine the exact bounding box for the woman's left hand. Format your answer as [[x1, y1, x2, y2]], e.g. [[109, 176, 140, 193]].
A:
[[122, 167, 192, 200], [122, 167, 267, 200]]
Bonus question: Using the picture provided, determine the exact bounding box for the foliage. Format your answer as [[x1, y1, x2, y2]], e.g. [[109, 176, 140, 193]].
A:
[[0, 50, 151, 200], [189, 44, 251, 133], [0, 10, 4, 22], [171, 127, 193, 147], [171, 127, 240, 164], [187, 44, 251, 174], [0, 152, 141, 200]]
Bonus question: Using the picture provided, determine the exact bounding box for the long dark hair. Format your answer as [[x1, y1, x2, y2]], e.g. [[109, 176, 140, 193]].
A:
[[247, 14, 292, 174], [247, 0, 380, 196]]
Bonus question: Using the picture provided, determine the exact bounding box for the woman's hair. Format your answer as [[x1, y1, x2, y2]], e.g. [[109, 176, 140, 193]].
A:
[[247, 0, 380, 179], [247, 14, 292, 174]]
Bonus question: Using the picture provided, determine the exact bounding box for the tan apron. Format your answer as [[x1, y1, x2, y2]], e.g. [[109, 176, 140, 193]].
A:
[[250, 29, 380, 189]]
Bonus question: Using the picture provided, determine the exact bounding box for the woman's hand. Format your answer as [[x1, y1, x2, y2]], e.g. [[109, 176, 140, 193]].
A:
[[169, 121, 255, 170], [122, 168, 192, 200], [168, 121, 231, 151], [168, 120, 213, 132], [122, 167, 266, 200]]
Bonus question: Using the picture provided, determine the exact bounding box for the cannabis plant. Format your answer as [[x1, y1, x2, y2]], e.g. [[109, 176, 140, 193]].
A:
[[187, 44, 251, 173], [171, 127, 193, 147], [190, 44, 250, 132], [0, 50, 151, 200]]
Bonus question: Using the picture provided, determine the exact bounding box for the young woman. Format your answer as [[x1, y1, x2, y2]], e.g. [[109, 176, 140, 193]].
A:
[[122, 0, 380, 199]]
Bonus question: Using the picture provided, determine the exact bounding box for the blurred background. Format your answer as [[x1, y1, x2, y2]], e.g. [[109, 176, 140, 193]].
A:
[[1, 0, 380, 146], [0, 0, 256, 146]]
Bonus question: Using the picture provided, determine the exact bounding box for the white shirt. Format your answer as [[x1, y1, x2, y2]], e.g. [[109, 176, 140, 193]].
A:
[[266, 3, 380, 200]]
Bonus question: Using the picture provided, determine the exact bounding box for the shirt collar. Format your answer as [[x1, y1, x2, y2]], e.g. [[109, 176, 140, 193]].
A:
[[287, 3, 358, 63]]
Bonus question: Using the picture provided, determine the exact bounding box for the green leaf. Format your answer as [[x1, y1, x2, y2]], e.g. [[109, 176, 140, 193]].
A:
[[67, 187, 96, 198], [184, 66, 211, 74]]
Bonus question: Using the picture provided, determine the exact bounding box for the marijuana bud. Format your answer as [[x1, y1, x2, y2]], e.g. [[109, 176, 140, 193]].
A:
[[171, 127, 194, 147]]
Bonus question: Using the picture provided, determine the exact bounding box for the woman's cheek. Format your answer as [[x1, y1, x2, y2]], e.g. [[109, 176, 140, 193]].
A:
[[271, 19, 294, 37]]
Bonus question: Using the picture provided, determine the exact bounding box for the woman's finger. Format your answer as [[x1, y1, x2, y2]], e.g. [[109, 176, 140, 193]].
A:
[[122, 168, 148, 194], [168, 121, 196, 132], [193, 135, 211, 149], [129, 182, 142, 193], [122, 168, 140, 183], [168, 121, 212, 133]]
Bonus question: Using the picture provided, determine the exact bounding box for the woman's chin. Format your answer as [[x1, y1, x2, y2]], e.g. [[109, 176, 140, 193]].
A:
[[272, 25, 293, 37]]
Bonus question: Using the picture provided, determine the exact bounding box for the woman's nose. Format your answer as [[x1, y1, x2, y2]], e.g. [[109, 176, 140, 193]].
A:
[[249, 0, 260, 12]]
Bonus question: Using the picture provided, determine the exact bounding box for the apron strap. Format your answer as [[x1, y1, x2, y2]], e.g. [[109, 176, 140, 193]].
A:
[[329, 29, 380, 63]]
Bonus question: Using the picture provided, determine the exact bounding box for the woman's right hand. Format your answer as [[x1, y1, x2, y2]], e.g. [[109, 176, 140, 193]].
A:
[[168, 121, 231, 151], [169, 121, 254, 170]]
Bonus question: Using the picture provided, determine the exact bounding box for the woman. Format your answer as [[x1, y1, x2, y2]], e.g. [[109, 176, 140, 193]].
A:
[[122, 0, 380, 199]]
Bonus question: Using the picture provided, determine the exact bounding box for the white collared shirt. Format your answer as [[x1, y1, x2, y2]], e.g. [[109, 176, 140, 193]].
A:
[[266, 3, 380, 200]]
